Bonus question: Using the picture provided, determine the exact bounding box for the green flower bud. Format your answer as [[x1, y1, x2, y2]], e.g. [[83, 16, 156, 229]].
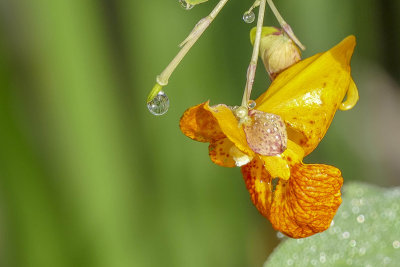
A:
[[250, 27, 301, 80]]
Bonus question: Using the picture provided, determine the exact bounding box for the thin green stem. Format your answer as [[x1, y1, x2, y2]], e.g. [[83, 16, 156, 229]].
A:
[[156, 0, 229, 87], [241, 0, 266, 107], [266, 0, 305, 50]]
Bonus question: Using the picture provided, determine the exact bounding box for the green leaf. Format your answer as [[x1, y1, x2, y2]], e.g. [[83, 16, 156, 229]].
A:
[[265, 182, 400, 266], [186, 0, 209, 5]]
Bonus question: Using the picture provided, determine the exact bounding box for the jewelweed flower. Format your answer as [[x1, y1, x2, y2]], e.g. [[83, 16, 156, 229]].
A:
[[180, 36, 359, 238]]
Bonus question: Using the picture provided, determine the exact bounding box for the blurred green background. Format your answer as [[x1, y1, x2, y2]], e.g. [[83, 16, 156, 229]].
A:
[[0, 0, 399, 266]]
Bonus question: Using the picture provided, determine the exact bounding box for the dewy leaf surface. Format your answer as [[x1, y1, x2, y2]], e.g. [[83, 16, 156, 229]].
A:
[[265, 182, 400, 266]]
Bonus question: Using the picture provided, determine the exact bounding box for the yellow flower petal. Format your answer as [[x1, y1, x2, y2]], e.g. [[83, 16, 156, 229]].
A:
[[205, 104, 255, 157], [340, 78, 359, 111], [180, 101, 225, 142], [261, 140, 304, 180], [256, 36, 358, 156], [261, 155, 290, 180], [208, 138, 236, 167]]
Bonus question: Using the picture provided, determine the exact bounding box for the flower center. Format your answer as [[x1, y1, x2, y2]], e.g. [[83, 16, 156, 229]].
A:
[[243, 109, 287, 156]]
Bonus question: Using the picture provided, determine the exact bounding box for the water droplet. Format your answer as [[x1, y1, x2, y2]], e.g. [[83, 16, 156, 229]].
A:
[[277, 231, 285, 239], [383, 257, 391, 265], [357, 214, 365, 223], [341, 211, 349, 219], [179, 0, 194, 10], [319, 255, 326, 263], [234, 106, 248, 119], [242, 11, 255, 23], [342, 231, 350, 239], [248, 100, 256, 109], [147, 91, 169, 116], [352, 206, 360, 214]]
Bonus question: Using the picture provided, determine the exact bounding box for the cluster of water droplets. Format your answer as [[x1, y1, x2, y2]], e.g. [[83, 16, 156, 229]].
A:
[[242, 11, 255, 23], [179, 0, 194, 10], [147, 91, 170, 116], [265, 182, 400, 266]]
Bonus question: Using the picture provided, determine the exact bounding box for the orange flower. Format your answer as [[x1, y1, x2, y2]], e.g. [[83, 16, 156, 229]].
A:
[[179, 36, 359, 238]]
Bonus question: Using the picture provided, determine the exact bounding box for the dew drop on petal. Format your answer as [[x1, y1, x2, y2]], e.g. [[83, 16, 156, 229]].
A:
[[248, 100, 256, 109], [147, 91, 169, 116], [243, 110, 287, 156], [179, 0, 194, 10], [277, 232, 285, 239], [242, 11, 255, 23]]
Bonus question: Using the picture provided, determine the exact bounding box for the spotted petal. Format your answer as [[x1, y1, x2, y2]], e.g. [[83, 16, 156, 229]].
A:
[[180, 102, 255, 158], [208, 138, 236, 167], [180, 102, 225, 142], [242, 157, 343, 238], [256, 36, 358, 156], [205, 104, 254, 157]]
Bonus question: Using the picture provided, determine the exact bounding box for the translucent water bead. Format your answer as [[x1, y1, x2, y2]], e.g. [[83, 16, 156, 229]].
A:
[[243, 11, 255, 23], [179, 0, 194, 10], [248, 100, 256, 109], [147, 91, 169, 116]]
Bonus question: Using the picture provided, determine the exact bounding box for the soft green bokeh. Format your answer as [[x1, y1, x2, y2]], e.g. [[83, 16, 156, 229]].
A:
[[0, 1, 399, 267]]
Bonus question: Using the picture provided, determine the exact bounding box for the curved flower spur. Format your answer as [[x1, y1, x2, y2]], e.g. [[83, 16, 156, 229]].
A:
[[149, 0, 359, 238]]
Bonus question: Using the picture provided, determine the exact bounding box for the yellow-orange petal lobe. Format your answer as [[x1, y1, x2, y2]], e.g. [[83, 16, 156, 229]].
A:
[[205, 104, 255, 157], [255, 36, 357, 156], [242, 157, 272, 214], [209, 138, 236, 167], [242, 158, 343, 238], [261, 140, 304, 181], [179, 102, 225, 142]]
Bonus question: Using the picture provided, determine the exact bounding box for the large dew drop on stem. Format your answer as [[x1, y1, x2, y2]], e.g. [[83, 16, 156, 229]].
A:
[[147, 91, 169, 116], [243, 11, 255, 23]]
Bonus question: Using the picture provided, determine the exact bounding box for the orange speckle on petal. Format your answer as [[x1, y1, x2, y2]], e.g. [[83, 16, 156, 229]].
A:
[[209, 138, 236, 167], [180, 102, 226, 142], [242, 158, 343, 238]]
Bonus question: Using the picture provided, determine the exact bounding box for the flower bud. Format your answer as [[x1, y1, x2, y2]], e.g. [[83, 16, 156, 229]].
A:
[[250, 27, 301, 80]]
